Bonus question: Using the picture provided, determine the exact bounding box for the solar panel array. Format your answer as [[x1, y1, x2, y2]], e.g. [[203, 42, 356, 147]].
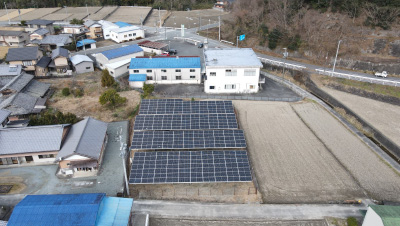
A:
[[134, 114, 238, 131], [139, 99, 234, 115], [131, 130, 246, 150], [129, 150, 252, 184]]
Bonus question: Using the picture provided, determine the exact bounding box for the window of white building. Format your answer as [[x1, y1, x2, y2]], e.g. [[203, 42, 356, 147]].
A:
[[225, 84, 236, 89], [225, 69, 237, 76], [244, 69, 256, 76]]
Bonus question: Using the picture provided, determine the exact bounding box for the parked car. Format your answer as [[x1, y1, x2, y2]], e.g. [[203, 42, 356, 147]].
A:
[[198, 43, 204, 48], [167, 49, 177, 55], [160, 52, 170, 56], [375, 71, 388, 78]]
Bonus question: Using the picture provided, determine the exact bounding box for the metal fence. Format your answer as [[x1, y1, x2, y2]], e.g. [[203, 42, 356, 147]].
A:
[[258, 57, 306, 70]]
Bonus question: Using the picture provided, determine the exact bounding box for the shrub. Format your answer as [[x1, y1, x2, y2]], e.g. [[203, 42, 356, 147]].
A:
[[99, 89, 127, 109], [347, 217, 358, 226], [20, 20, 26, 26], [29, 110, 80, 126], [72, 88, 83, 97], [101, 69, 115, 87], [142, 84, 154, 99], [268, 28, 282, 50], [61, 87, 70, 96], [70, 18, 84, 25]]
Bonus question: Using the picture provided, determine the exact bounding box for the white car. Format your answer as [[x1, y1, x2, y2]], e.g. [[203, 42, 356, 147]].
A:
[[375, 71, 388, 78]]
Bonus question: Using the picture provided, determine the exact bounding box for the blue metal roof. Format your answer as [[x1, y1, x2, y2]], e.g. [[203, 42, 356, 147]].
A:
[[77, 39, 96, 47], [101, 44, 143, 60], [115, 21, 132, 28], [130, 57, 201, 69], [7, 193, 105, 226], [95, 197, 133, 226], [129, 74, 147, 82]]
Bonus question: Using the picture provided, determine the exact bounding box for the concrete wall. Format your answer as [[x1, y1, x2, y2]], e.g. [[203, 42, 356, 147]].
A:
[[130, 81, 145, 88], [128, 67, 201, 84], [74, 61, 94, 74], [63, 27, 84, 34], [204, 67, 260, 93], [362, 207, 384, 226], [110, 29, 145, 43], [103, 26, 119, 40]]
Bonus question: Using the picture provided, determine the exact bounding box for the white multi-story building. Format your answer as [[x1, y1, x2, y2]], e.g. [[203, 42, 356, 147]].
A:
[[98, 20, 118, 40], [109, 26, 145, 43], [128, 56, 201, 88], [204, 48, 262, 94]]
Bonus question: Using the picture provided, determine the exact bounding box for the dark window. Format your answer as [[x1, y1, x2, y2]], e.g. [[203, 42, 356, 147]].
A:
[[146, 70, 152, 73], [86, 67, 91, 69], [210, 86, 215, 90], [176, 76, 181, 80], [147, 76, 153, 80], [161, 69, 167, 73], [133, 70, 139, 73], [161, 76, 167, 80], [190, 75, 195, 79], [175, 69, 181, 72], [210, 72, 216, 76], [190, 69, 195, 72]]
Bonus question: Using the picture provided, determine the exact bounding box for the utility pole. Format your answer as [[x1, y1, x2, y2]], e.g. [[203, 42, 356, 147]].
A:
[[324, 52, 329, 74], [4, 2, 10, 25], [86, 4, 89, 19], [158, 7, 161, 28], [165, 26, 167, 40], [64, 6, 68, 22], [333, 40, 342, 72], [236, 36, 238, 48], [283, 48, 288, 78], [120, 142, 130, 197], [207, 19, 210, 40], [218, 16, 221, 42]]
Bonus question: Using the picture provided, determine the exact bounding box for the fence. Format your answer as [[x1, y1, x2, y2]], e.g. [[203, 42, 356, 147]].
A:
[[258, 57, 306, 70]]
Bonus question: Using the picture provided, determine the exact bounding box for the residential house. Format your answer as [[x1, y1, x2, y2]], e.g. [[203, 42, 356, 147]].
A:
[[26, 19, 55, 34], [0, 30, 29, 47], [84, 19, 103, 39], [70, 55, 94, 74], [128, 56, 201, 88], [63, 25, 87, 35], [109, 26, 145, 43], [0, 124, 70, 165], [204, 48, 263, 94], [95, 44, 144, 77], [7, 193, 133, 226], [98, 20, 118, 40], [6, 47, 42, 73], [29, 28, 49, 41], [35, 56, 51, 77], [138, 40, 168, 55], [49, 47, 70, 75], [362, 205, 400, 226], [38, 35, 72, 51], [56, 117, 108, 176], [0, 109, 10, 128]]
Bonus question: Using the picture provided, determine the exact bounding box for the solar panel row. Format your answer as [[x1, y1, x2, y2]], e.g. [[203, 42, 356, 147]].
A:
[[131, 130, 247, 150], [129, 150, 252, 184], [134, 114, 238, 131]]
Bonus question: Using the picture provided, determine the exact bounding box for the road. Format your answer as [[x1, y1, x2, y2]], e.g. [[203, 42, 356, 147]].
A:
[[133, 200, 366, 220]]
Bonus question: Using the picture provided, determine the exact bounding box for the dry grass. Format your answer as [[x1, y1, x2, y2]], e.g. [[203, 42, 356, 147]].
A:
[[0, 8, 34, 21], [334, 107, 374, 137], [11, 8, 61, 21], [90, 6, 118, 20], [107, 6, 152, 24]]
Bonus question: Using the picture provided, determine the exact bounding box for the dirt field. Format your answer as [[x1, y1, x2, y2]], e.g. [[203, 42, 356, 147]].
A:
[[90, 6, 118, 20], [0, 8, 34, 21], [41, 13, 71, 21], [144, 9, 167, 27], [41, 7, 102, 21], [42, 71, 141, 122], [107, 6, 152, 24], [10, 8, 61, 21], [233, 100, 364, 203], [164, 9, 232, 28], [322, 87, 400, 147], [149, 218, 327, 226], [292, 102, 400, 201], [0, 9, 16, 17]]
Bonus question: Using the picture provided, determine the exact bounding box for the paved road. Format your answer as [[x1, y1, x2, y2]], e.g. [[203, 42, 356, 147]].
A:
[[133, 200, 366, 220]]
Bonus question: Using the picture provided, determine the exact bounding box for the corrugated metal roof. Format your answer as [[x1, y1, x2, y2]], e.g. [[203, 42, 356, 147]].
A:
[[115, 21, 132, 28], [76, 39, 96, 47], [130, 56, 201, 69], [204, 48, 263, 68], [0, 124, 66, 155], [95, 197, 133, 226], [105, 58, 131, 70], [129, 74, 146, 82], [370, 205, 400, 226], [100, 44, 143, 60], [110, 25, 141, 34], [6, 47, 38, 61], [7, 193, 105, 226], [0, 109, 10, 123], [70, 55, 93, 66], [57, 117, 108, 160]]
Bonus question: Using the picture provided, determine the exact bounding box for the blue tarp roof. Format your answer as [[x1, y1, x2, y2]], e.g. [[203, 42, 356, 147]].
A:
[[101, 44, 143, 60], [95, 197, 133, 226], [115, 21, 132, 28], [77, 39, 96, 47], [7, 193, 105, 226], [130, 57, 201, 69], [129, 74, 147, 82]]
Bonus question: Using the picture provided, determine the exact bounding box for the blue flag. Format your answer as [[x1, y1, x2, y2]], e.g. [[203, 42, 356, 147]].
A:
[[239, 34, 245, 41]]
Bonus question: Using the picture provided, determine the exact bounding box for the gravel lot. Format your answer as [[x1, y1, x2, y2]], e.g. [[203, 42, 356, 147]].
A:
[[107, 6, 152, 24], [292, 102, 400, 201], [90, 6, 118, 20], [11, 8, 61, 21], [233, 100, 364, 203], [149, 218, 327, 226], [322, 87, 400, 147], [164, 9, 232, 28]]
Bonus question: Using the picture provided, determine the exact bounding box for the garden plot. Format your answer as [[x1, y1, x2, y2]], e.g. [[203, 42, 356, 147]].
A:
[[233, 100, 364, 203], [292, 102, 400, 201], [164, 9, 231, 28], [89, 6, 118, 20], [322, 87, 400, 147], [10, 8, 60, 21], [0, 8, 34, 21], [107, 6, 152, 24]]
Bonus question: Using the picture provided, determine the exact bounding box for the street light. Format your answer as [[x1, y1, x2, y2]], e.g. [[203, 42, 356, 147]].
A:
[[283, 48, 288, 78], [332, 40, 342, 72]]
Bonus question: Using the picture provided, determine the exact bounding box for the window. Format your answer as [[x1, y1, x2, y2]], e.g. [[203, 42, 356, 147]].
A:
[[209, 86, 215, 90], [147, 76, 153, 80], [129, 34, 132, 37], [225, 69, 237, 76], [100, 63, 103, 67], [190, 69, 196, 72], [176, 76, 181, 80], [161, 69, 167, 73], [175, 69, 181, 72], [210, 72, 216, 76], [133, 70, 139, 73], [127, 65, 129, 69], [124, 35, 127, 38], [86, 67, 91, 69], [225, 84, 236, 89], [106, 35, 109, 37], [22, 61, 33, 66], [244, 69, 256, 76], [249, 85, 255, 89], [110, 71, 114, 74], [132, 33, 136, 36], [161, 76, 167, 80], [190, 75, 196, 79], [39, 154, 55, 159], [146, 69, 152, 73]]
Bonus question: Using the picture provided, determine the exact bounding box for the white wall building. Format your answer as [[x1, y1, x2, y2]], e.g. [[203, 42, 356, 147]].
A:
[[109, 26, 145, 43], [98, 20, 119, 40], [128, 56, 201, 88], [362, 205, 400, 226], [204, 48, 263, 94]]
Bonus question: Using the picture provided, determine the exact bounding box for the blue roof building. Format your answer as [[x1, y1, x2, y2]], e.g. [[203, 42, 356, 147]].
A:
[[7, 193, 133, 226], [129, 56, 201, 69], [129, 74, 147, 82], [100, 44, 143, 60], [77, 39, 96, 48], [115, 21, 132, 28]]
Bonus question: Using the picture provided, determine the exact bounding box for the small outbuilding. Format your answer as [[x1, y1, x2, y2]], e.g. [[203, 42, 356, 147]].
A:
[[129, 74, 147, 88], [70, 55, 94, 74], [362, 205, 400, 226]]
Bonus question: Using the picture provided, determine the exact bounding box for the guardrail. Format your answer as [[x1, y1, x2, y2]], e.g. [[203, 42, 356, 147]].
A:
[[315, 69, 400, 87], [221, 40, 234, 45], [174, 37, 202, 45], [258, 57, 306, 70]]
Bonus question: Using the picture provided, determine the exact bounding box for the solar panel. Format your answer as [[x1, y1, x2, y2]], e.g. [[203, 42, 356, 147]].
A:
[[139, 99, 234, 115], [130, 130, 247, 150], [129, 150, 252, 184], [134, 114, 238, 131]]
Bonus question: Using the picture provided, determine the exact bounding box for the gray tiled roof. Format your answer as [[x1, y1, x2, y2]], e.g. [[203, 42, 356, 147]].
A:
[[6, 47, 39, 62], [0, 109, 10, 124], [0, 124, 67, 155], [51, 47, 69, 59], [0, 93, 37, 115], [32, 28, 49, 36], [22, 80, 50, 98], [84, 19, 97, 27], [36, 56, 52, 68], [57, 117, 108, 160], [40, 35, 71, 46], [0, 30, 25, 36], [0, 65, 22, 76], [26, 19, 54, 25], [0, 73, 34, 93]]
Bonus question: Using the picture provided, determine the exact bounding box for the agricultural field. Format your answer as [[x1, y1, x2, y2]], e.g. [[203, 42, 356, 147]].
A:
[[0, 8, 34, 21], [0, 9, 16, 17], [42, 7, 102, 21], [164, 9, 231, 28], [41, 13, 71, 21], [89, 6, 118, 20], [107, 6, 152, 24], [233, 100, 364, 203], [10, 8, 61, 21], [322, 87, 400, 147], [144, 9, 167, 27], [149, 218, 327, 226]]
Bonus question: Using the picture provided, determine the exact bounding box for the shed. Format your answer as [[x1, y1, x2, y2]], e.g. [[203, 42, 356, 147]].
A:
[[129, 74, 147, 88], [76, 39, 96, 49], [70, 55, 94, 74]]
